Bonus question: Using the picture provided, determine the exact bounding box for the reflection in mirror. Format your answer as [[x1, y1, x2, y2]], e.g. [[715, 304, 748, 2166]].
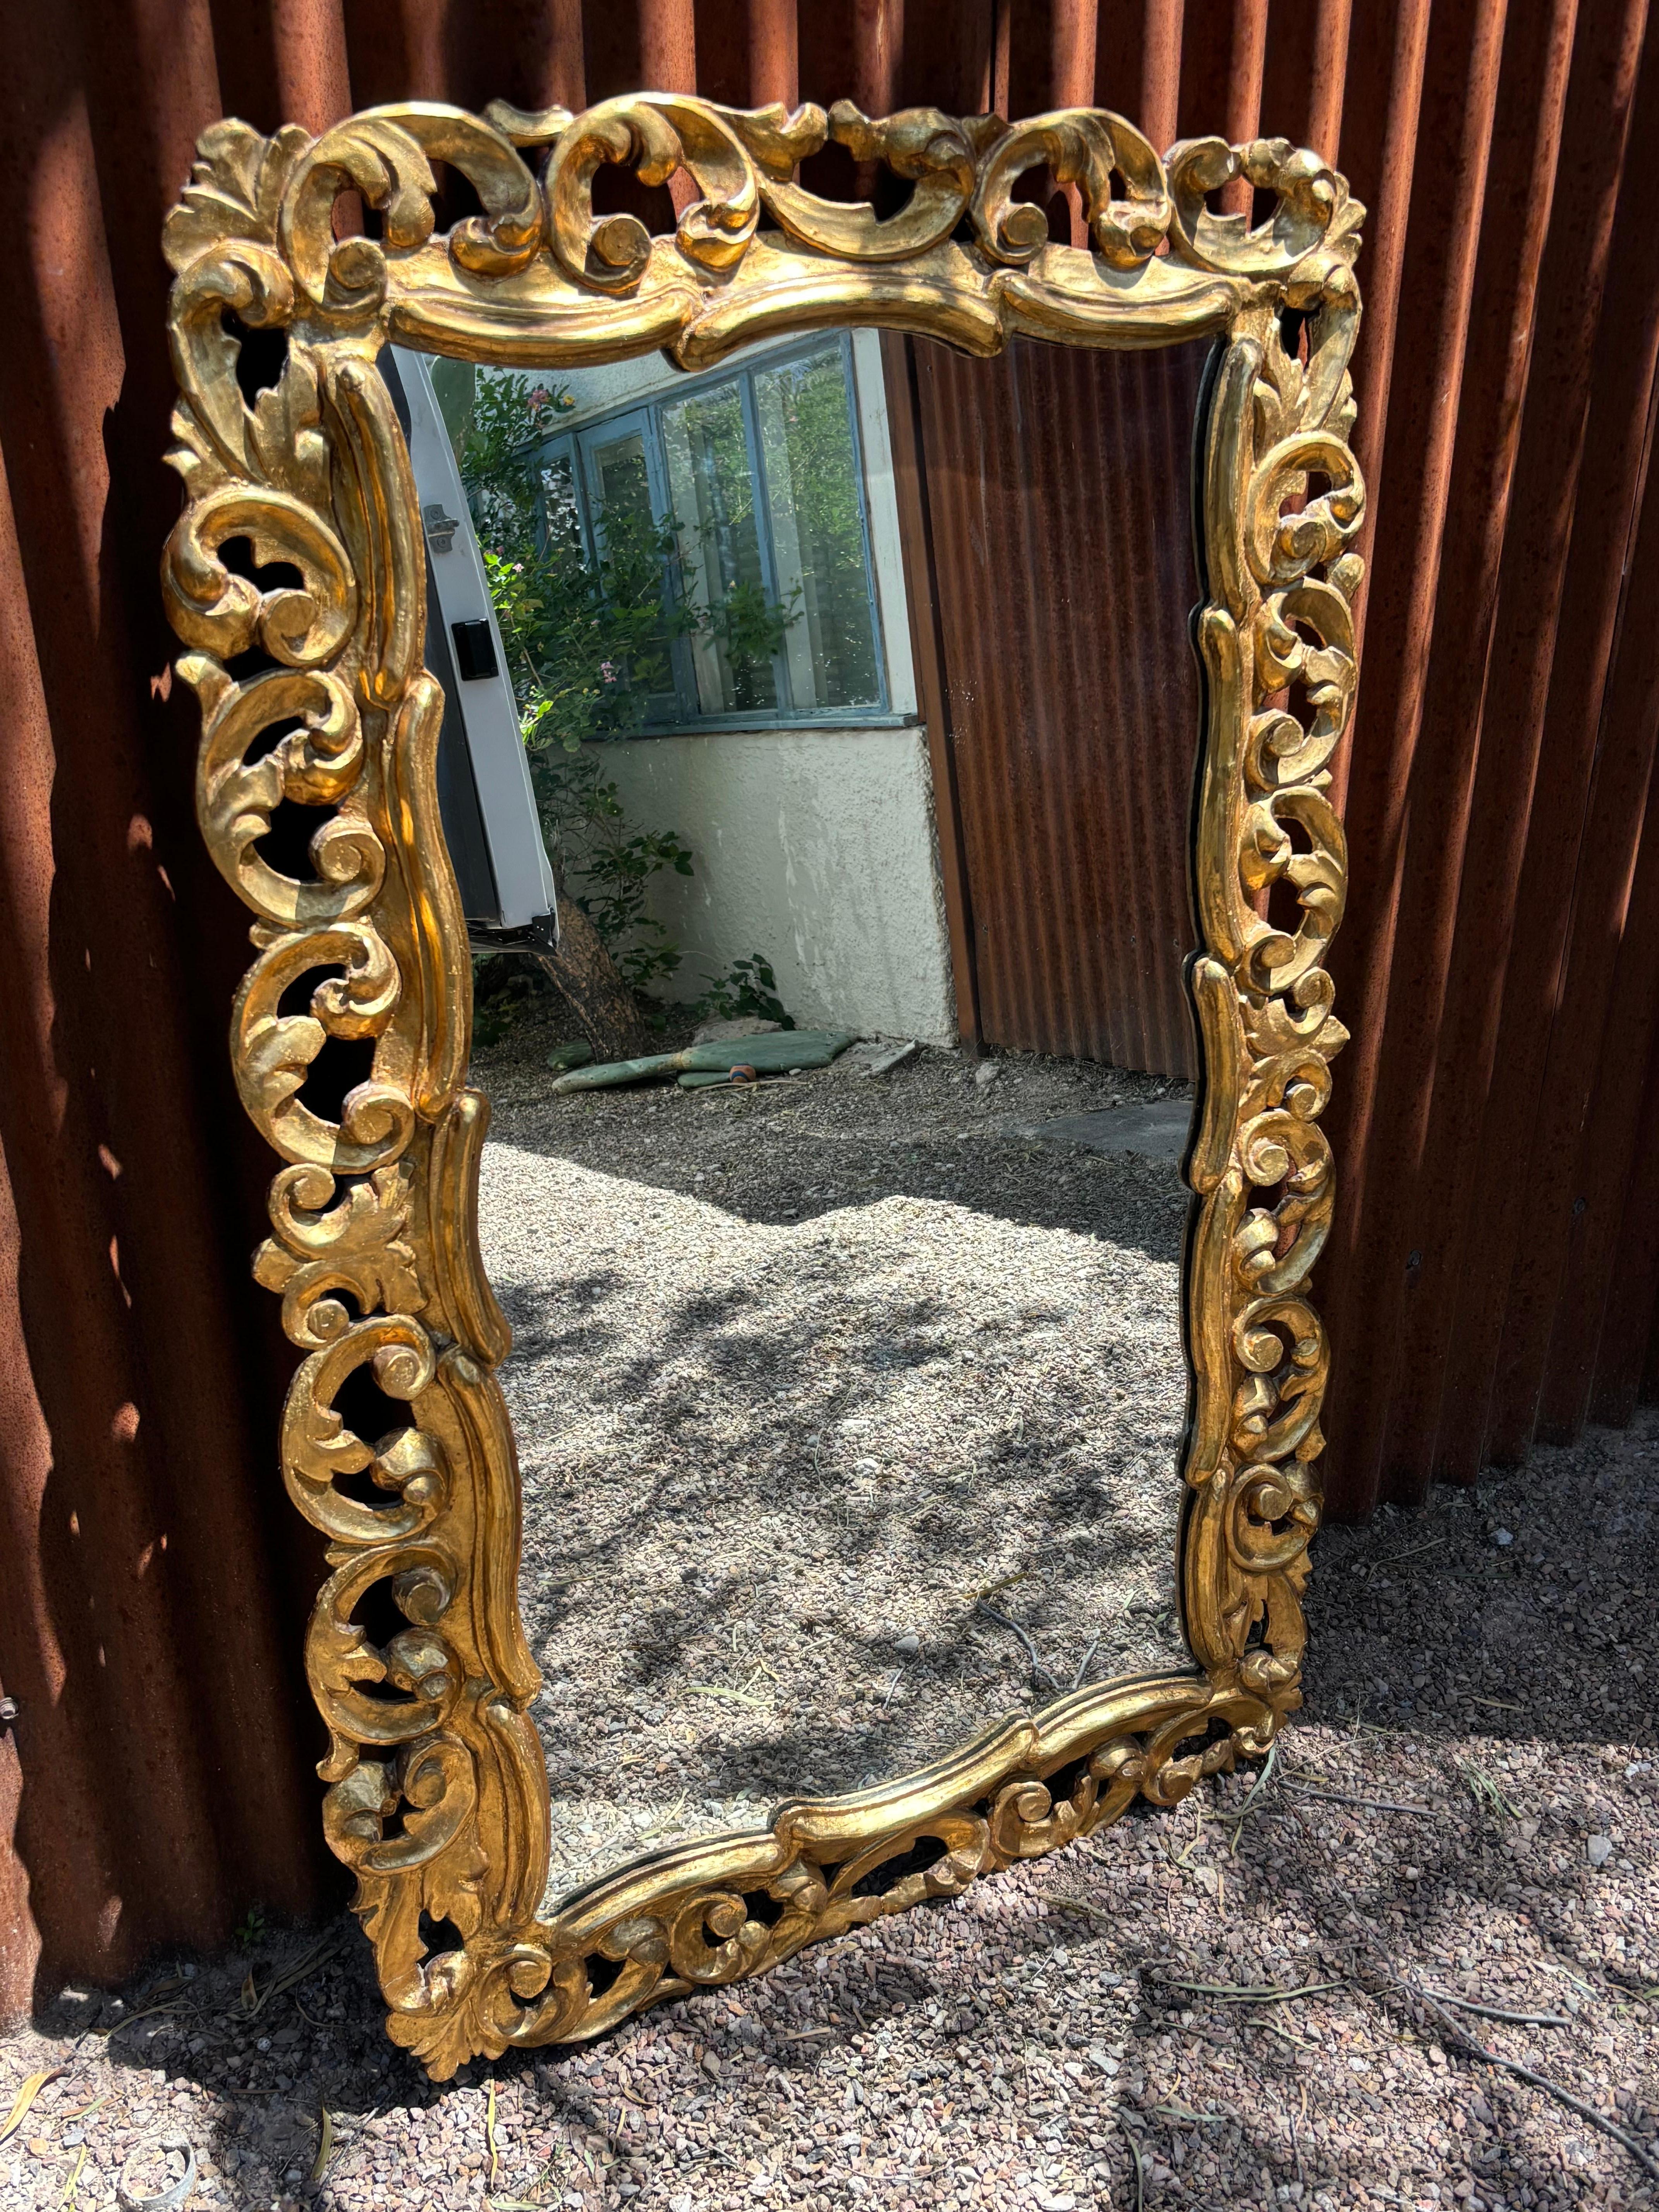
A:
[[421, 327, 1209, 1906]]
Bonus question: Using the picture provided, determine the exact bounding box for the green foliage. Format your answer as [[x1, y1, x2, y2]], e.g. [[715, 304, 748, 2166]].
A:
[[459, 373, 793, 994], [461, 376, 680, 755], [707, 575, 798, 673], [234, 1905, 268, 1952], [695, 953, 793, 1029], [537, 750, 693, 991]]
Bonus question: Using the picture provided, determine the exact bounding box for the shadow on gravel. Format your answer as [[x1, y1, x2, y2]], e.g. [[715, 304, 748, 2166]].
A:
[[494, 1209, 1183, 1823], [21, 1424, 1653, 2212], [1304, 1416, 1658, 1753], [480, 1037, 1194, 1267]]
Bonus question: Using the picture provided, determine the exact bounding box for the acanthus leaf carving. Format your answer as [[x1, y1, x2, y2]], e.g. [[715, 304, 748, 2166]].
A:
[[255, 1159, 423, 1347], [163, 118, 312, 276]]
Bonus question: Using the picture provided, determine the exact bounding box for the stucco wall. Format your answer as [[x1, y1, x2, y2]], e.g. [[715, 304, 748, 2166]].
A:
[[588, 726, 957, 1043]]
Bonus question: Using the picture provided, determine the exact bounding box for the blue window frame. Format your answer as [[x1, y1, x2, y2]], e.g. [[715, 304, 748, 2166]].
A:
[[529, 334, 890, 732]]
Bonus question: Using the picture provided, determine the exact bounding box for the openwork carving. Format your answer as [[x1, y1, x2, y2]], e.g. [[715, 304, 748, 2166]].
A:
[[161, 94, 1364, 2079]]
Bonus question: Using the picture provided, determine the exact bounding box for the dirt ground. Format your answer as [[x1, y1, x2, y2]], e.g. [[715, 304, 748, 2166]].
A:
[[3, 1413, 1656, 2210], [471, 1029, 1191, 1903]]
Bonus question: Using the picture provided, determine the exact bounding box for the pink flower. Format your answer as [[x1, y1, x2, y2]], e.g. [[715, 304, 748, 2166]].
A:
[[600, 661, 617, 682], [527, 386, 550, 413]]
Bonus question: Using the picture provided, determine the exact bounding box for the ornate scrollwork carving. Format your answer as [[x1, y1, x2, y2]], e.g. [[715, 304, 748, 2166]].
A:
[[163, 90, 1361, 2079], [770, 103, 991, 261], [254, 1160, 422, 1346], [972, 108, 1170, 268], [162, 482, 357, 667]]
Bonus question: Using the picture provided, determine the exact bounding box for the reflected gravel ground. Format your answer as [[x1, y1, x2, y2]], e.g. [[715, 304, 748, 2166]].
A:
[[471, 1036, 1192, 1905]]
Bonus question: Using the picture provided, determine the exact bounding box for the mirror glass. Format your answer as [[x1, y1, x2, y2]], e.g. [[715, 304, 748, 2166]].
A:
[[405, 325, 1208, 1907]]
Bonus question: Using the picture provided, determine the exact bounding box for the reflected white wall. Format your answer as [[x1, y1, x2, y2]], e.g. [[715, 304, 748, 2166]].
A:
[[588, 724, 956, 1042]]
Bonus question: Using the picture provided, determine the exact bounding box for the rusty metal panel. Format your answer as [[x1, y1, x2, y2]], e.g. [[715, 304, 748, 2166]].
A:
[[1318, 0, 1659, 1510], [910, 335, 1209, 1077], [5, 0, 1659, 2018], [0, 0, 356, 2028]]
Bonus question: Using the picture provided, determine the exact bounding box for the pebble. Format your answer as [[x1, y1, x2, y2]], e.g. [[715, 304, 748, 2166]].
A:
[[1586, 1832, 1613, 1866], [893, 1632, 921, 1656]]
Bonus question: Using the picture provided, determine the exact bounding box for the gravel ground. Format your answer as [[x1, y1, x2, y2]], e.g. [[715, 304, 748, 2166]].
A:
[[5, 1413, 1655, 2209], [472, 1030, 1191, 1903]]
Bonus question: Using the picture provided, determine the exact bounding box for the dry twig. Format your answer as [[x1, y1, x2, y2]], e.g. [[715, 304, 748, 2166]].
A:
[[1114, 2110, 1146, 2212], [1421, 1987, 1571, 2030], [975, 1601, 1063, 1693], [1216, 1742, 1281, 1840], [1163, 1978, 1346, 2007], [242, 1931, 343, 2020], [1281, 1780, 1440, 1817], [1458, 1759, 1520, 1820], [1365, 1951, 1659, 2183]]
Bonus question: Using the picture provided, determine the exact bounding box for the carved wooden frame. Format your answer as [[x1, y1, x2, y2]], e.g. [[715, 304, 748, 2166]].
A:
[[160, 93, 1363, 2080]]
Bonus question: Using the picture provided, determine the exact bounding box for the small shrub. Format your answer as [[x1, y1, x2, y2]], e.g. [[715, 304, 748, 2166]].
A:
[[695, 953, 793, 1029]]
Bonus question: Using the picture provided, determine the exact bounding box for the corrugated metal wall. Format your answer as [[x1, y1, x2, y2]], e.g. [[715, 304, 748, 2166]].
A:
[[3, 0, 1657, 2016], [908, 336, 1209, 1078]]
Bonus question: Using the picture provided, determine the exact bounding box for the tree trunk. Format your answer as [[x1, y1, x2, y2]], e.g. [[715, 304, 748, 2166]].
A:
[[531, 889, 652, 1062]]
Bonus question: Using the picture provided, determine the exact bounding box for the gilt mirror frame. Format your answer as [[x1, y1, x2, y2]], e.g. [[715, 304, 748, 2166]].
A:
[[160, 91, 1362, 2081]]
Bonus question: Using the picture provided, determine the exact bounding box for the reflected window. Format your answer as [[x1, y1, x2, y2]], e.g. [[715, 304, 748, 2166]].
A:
[[528, 337, 886, 730]]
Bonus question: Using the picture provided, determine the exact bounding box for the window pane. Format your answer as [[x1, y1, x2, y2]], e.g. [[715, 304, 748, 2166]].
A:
[[659, 380, 779, 714], [583, 426, 680, 723], [754, 344, 881, 711], [589, 428, 653, 532], [537, 443, 584, 556]]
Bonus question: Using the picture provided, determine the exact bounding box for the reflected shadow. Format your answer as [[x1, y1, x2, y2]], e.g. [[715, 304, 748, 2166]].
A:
[[474, 1050, 1194, 1903]]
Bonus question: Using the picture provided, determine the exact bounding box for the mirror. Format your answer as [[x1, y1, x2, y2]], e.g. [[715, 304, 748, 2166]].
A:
[[165, 93, 1362, 2076], [419, 330, 1209, 1904]]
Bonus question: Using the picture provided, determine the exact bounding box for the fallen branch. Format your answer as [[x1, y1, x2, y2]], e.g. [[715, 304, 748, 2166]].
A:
[[1364, 1951, 1658, 2184], [975, 1601, 1063, 1693], [1113, 2110, 1146, 2212], [1421, 1987, 1571, 2030], [1281, 1781, 1440, 1817]]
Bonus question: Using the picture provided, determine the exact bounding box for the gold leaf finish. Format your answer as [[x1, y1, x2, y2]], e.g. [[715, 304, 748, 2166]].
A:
[[161, 95, 1364, 2079]]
